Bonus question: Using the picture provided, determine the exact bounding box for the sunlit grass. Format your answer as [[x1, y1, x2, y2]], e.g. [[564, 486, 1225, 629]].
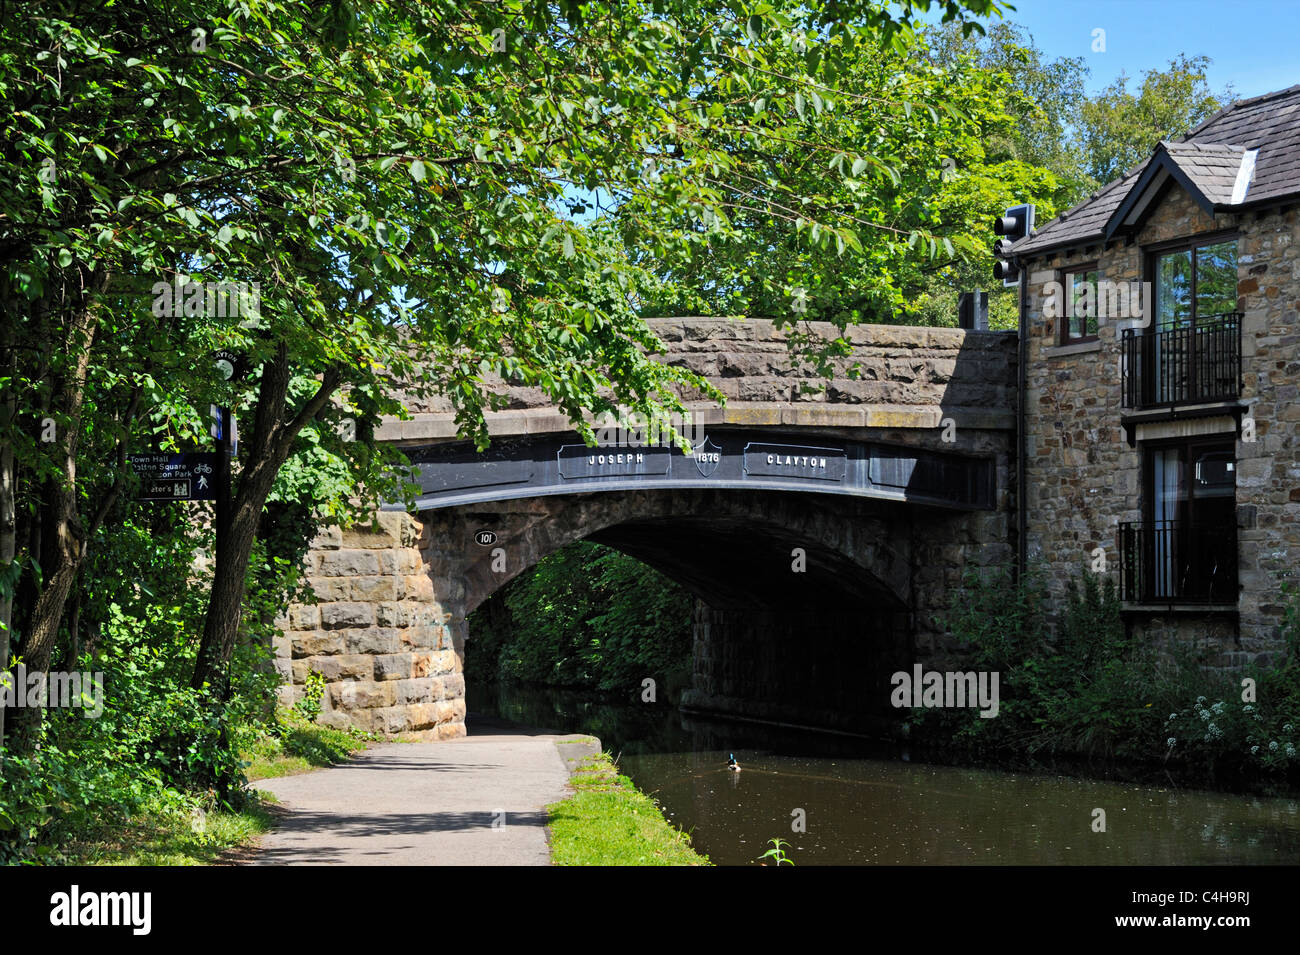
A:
[[547, 751, 709, 866], [242, 710, 376, 780]]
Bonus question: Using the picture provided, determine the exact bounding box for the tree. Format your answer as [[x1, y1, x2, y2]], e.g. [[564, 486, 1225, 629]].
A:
[[924, 20, 1091, 209], [627, 19, 1062, 334], [634, 23, 1056, 324], [1079, 54, 1231, 186], [2, 0, 1006, 761]]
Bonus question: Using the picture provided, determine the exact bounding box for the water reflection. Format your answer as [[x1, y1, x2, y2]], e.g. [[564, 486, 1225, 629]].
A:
[[467, 681, 1300, 866]]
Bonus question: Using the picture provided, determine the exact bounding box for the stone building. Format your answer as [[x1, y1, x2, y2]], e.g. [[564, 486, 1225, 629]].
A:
[[1006, 83, 1300, 664]]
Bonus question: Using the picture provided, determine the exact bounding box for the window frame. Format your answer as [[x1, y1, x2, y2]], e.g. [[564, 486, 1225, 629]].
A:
[[1141, 435, 1236, 528], [1142, 229, 1241, 336], [1057, 260, 1101, 345], [1136, 433, 1238, 603]]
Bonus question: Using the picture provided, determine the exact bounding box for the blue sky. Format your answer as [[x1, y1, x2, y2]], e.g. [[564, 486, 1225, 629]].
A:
[[992, 0, 1300, 99]]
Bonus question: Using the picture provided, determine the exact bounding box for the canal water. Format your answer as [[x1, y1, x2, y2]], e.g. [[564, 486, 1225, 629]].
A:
[[467, 681, 1300, 866]]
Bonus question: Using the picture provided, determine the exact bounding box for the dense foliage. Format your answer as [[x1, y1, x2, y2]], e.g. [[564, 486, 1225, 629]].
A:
[[3, 0, 1009, 859], [1079, 54, 1229, 186], [0, 512, 296, 862], [909, 565, 1300, 789], [468, 543, 694, 699]]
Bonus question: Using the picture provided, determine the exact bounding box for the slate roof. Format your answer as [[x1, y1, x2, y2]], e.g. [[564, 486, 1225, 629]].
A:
[[1014, 84, 1300, 258], [1162, 141, 1252, 206]]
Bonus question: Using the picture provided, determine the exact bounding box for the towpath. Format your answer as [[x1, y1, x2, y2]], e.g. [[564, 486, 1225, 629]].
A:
[[253, 721, 599, 865]]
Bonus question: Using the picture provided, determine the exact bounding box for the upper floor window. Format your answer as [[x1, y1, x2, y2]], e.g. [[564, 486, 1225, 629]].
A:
[[1122, 233, 1242, 409], [1060, 264, 1099, 344], [1153, 236, 1238, 331]]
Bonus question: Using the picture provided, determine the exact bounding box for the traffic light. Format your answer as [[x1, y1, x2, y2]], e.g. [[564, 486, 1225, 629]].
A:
[[992, 203, 1035, 285]]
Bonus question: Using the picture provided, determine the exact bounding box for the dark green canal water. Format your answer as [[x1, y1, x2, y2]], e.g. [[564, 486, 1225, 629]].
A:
[[466, 681, 1300, 866]]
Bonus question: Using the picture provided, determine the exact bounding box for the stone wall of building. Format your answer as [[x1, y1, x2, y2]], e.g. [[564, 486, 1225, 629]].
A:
[[1021, 184, 1298, 663], [1235, 203, 1300, 659]]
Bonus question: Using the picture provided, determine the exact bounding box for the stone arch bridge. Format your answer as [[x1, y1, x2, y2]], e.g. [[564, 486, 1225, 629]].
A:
[[277, 318, 1017, 739]]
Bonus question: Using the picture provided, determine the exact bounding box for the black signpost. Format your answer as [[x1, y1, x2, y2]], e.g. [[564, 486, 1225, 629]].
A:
[[209, 349, 242, 585], [210, 404, 234, 588]]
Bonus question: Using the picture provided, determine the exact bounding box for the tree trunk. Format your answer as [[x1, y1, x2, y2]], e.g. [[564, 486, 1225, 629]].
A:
[[0, 319, 17, 747], [10, 294, 101, 748], [191, 344, 342, 700]]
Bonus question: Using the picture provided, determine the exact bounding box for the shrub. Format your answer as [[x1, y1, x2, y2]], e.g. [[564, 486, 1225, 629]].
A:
[[911, 563, 1300, 788], [1163, 586, 1300, 781], [914, 564, 1215, 763], [0, 513, 294, 861], [295, 671, 327, 723]]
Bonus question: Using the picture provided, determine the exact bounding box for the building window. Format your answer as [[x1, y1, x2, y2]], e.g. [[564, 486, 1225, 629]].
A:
[[1060, 264, 1099, 344], [1120, 436, 1237, 603], [1122, 234, 1242, 408], [1153, 237, 1238, 331]]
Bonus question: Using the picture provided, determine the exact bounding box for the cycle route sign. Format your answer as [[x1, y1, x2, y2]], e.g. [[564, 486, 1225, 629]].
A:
[[127, 452, 220, 502]]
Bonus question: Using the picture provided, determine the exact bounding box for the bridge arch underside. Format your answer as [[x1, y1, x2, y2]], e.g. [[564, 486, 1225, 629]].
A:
[[429, 487, 1005, 736], [585, 515, 911, 732]]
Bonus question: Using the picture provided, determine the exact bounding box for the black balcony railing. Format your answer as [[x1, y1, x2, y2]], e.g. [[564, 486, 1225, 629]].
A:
[[1122, 313, 1242, 409], [1118, 519, 1238, 604]]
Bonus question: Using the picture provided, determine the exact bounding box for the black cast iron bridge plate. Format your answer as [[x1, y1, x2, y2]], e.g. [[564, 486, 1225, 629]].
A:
[[382, 429, 996, 512]]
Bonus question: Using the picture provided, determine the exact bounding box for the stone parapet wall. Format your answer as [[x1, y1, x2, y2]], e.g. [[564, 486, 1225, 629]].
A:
[[377, 318, 1017, 445]]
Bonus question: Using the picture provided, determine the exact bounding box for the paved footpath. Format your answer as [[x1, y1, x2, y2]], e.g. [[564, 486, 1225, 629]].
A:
[[253, 723, 599, 865]]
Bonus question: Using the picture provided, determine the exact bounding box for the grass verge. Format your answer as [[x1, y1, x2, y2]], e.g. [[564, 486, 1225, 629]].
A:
[[547, 751, 710, 866], [63, 798, 281, 865], [242, 713, 376, 781], [62, 713, 374, 864]]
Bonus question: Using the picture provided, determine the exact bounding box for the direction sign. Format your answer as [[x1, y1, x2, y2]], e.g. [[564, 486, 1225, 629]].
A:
[[128, 453, 219, 501]]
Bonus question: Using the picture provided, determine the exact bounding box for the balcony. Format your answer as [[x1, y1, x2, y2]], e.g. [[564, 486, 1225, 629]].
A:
[[1118, 519, 1238, 605], [1122, 313, 1242, 409]]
